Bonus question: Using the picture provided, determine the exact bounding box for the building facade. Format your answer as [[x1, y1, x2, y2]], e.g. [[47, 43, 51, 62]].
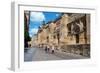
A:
[[31, 13, 90, 57]]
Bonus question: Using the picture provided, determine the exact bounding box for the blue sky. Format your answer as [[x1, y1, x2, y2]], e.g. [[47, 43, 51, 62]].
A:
[[29, 11, 61, 37]]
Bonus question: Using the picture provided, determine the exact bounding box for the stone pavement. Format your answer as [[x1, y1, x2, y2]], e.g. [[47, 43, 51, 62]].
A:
[[54, 50, 89, 60], [24, 47, 89, 62]]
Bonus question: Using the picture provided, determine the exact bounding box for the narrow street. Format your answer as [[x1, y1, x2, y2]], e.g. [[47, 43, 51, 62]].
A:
[[24, 47, 62, 61], [24, 47, 88, 62]]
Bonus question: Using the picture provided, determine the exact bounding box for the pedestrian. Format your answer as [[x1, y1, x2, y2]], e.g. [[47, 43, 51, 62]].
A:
[[45, 45, 48, 53], [51, 45, 55, 54], [47, 45, 50, 53]]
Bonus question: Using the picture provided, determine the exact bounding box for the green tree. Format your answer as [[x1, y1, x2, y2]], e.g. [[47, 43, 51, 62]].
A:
[[24, 12, 31, 48]]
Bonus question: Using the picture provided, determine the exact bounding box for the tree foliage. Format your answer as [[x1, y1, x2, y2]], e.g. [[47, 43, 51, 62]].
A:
[[24, 13, 31, 48]]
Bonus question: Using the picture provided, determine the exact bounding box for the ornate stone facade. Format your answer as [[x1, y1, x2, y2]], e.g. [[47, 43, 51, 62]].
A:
[[31, 13, 90, 57]]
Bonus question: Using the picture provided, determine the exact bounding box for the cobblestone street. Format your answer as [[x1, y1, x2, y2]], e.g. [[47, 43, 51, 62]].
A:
[[24, 47, 88, 62]]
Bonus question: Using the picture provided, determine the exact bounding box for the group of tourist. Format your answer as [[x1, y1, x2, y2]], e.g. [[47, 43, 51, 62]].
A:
[[44, 45, 55, 54]]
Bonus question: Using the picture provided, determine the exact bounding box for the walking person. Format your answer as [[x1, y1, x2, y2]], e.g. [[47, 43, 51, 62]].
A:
[[47, 45, 50, 53], [45, 45, 48, 53], [51, 45, 55, 54]]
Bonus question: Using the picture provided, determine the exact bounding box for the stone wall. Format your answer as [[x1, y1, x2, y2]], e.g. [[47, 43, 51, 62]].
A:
[[60, 44, 90, 57]]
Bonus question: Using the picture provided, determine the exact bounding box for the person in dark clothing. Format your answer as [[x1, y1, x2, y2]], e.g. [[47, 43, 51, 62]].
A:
[[47, 45, 50, 53], [45, 46, 48, 53], [51, 45, 55, 54]]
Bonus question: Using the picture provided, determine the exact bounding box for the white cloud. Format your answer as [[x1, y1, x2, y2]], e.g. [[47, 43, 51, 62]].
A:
[[56, 14, 59, 17], [30, 12, 45, 22], [29, 28, 38, 37]]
